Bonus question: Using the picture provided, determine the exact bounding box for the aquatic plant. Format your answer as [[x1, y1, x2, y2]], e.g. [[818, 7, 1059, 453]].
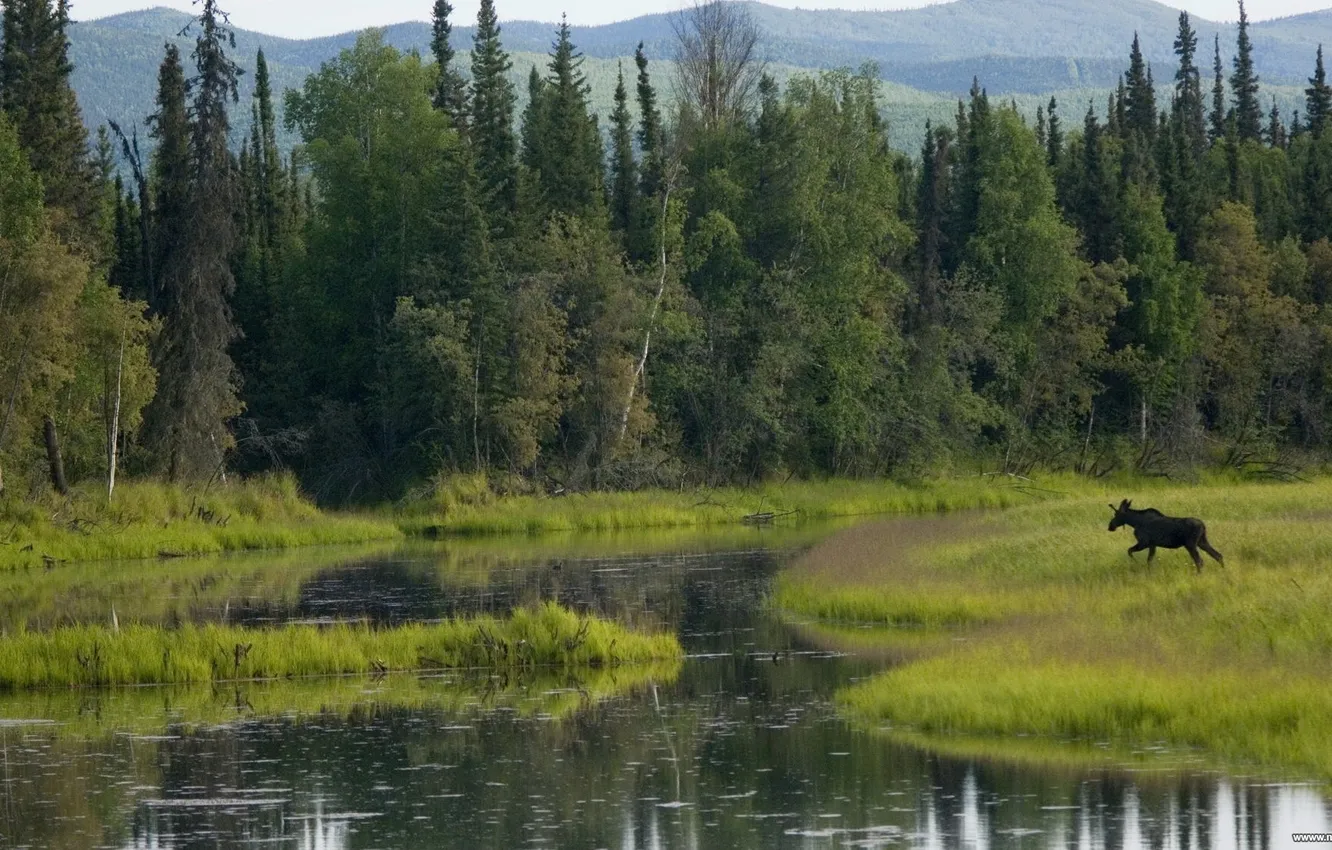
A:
[[0, 603, 682, 690]]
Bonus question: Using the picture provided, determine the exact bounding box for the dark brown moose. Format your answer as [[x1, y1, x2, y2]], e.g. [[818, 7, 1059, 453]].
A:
[[1107, 499, 1223, 572]]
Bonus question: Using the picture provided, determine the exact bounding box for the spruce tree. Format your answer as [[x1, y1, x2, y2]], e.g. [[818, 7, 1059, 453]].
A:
[[247, 49, 284, 276], [914, 121, 951, 298], [143, 0, 243, 480], [1035, 104, 1047, 150], [1046, 96, 1062, 165], [1307, 45, 1331, 138], [525, 17, 604, 219], [635, 42, 664, 199], [146, 43, 190, 316], [431, 0, 468, 128], [608, 63, 637, 236], [520, 65, 547, 177], [1230, 0, 1261, 142], [1210, 36, 1228, 144], [1173, 12, 1206, 158], [1267, 98, 1287, 149], [0, 0, 97, 245], [470, 0, 517, 228], [1125, 34, 1156, 141]]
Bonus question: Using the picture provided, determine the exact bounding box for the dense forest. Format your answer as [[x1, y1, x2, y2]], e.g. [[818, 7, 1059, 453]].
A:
[[2, 0, 1332, 504]]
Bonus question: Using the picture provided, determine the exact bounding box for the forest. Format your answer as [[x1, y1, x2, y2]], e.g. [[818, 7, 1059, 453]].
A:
[[1, 0, 1331, 506]]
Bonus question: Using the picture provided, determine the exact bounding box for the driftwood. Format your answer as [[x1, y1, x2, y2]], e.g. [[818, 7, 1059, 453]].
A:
[[741, 509, 798, 525]]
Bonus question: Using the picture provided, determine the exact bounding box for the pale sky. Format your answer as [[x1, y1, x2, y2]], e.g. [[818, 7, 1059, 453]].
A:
[[71, 0, 1331, 39]]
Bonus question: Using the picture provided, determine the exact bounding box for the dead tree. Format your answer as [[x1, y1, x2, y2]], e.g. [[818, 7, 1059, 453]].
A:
[[671, 0, 764, 132]]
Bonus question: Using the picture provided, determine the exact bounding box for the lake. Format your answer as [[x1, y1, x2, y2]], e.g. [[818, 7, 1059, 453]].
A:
[[0, 527, 1326, 848]]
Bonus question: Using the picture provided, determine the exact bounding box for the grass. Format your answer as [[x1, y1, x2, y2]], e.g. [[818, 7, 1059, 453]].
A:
[[0, 602, 682, 690], [400, 474, 1092, 537], [772, 475, 1332, 779], [0, 474, 401, 570]]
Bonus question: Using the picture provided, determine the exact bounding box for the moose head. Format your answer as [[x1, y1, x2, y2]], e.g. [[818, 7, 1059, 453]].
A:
[[1107, 499, 1132, 531]]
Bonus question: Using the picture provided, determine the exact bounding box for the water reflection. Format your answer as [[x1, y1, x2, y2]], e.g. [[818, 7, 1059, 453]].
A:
[[0, 536, 1327, 849]]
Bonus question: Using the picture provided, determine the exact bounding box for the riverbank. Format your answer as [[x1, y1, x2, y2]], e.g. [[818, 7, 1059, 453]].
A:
[[0, 475, 402, 570], [0, 602, 681, 689], [3, 472, 1079, 570], [774, 476, 1332, 779], [399, 474, 1092, 537]]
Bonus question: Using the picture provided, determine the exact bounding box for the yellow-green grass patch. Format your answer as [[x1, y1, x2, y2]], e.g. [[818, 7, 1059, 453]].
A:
[[0, 603, 681, 690], [773, 475, 1332, 779]]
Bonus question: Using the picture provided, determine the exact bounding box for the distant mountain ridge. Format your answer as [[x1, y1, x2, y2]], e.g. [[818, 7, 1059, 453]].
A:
[[67, 0, 1332, 154]]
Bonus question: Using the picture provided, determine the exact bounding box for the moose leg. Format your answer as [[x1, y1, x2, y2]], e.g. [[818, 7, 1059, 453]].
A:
[[1147, 546, 1157, 563], [1199, 536, 1224, 565], [1127, 542, 1149, 560], [1185, 543, 1204, 572]]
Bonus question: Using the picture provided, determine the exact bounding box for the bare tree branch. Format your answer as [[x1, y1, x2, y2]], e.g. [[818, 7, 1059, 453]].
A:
[[671, 0, 764, 132]]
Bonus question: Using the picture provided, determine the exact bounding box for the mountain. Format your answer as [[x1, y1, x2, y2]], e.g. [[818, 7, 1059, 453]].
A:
[[67, 0, 1332, 157]]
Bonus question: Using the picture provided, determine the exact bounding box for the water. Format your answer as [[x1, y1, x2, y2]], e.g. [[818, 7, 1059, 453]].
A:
[[0, 531, 1328, 848]]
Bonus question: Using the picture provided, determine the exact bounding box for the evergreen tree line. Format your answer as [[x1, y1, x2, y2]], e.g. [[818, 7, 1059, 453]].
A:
[[5, 0, 1332, 505]]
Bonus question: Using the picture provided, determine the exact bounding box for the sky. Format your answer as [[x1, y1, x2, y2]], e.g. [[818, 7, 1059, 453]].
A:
[[72, 0, 1332, 39]]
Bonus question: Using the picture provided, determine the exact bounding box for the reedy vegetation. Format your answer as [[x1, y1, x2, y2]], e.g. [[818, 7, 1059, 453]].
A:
[[0, 601, 681, 689], [775, 477, 1332, 777], [4, 0, 1332, 510]]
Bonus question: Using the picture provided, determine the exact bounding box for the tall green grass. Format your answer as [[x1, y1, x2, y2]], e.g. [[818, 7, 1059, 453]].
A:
[[0, 603, 681, 689], [774, 475, 1332, 778], [0, 474, 401, 569], [403, 475, 1093, 537]]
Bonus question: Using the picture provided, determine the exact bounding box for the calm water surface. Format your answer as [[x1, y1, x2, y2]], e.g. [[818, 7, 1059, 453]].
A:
[[0, 530, 1327, 849]]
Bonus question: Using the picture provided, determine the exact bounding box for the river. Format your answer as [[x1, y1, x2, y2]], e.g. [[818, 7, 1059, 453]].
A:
[[0, 528, 1326, 848]]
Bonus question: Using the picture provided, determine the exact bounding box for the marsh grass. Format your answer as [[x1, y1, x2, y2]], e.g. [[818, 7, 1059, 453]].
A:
[[0, 475, 400, 570], [774, 476, 1332, 778], [0, 603, 681, 690], [402, 476, 1082, 537]]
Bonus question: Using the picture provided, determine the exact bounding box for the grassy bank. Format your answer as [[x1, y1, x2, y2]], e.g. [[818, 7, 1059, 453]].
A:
[[773, 476, 1332, 779], [402, 475, 1092, 537], [0, 475, 401, 570], [0, 602, 681, 689]]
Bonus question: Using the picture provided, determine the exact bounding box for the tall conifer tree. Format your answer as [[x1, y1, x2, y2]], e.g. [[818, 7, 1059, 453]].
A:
[[635, 43, 663, 199], [1046, 96, 1062, 165], [431, 0, 468, 128], [0, 0, 97, 244], [1230, 0, 1261, 142], [144, 0, 243, 479], [146, 43, 189, 315], [608, 63, 636, 236], [1307, 45, 1331, 138], [1125, 34, 1156, 141], [470, 0, 517, 228], [524, 17, 604, 219], [1210, 36, 1228, 143], [1173, 12, 1206, 158]]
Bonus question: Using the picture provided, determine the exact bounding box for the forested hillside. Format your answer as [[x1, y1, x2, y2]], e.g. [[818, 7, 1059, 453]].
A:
[[3, 0, 1332, 507], [66, 0, 1332, 156]]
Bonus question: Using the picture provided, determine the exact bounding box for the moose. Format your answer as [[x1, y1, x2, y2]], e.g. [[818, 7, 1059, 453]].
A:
[[1107, 499, 1224, 572]]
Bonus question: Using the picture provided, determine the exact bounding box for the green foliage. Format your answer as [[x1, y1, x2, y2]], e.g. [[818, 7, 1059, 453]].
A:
[[0, 474, 400, 569], [0, 602, 681, 689]]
